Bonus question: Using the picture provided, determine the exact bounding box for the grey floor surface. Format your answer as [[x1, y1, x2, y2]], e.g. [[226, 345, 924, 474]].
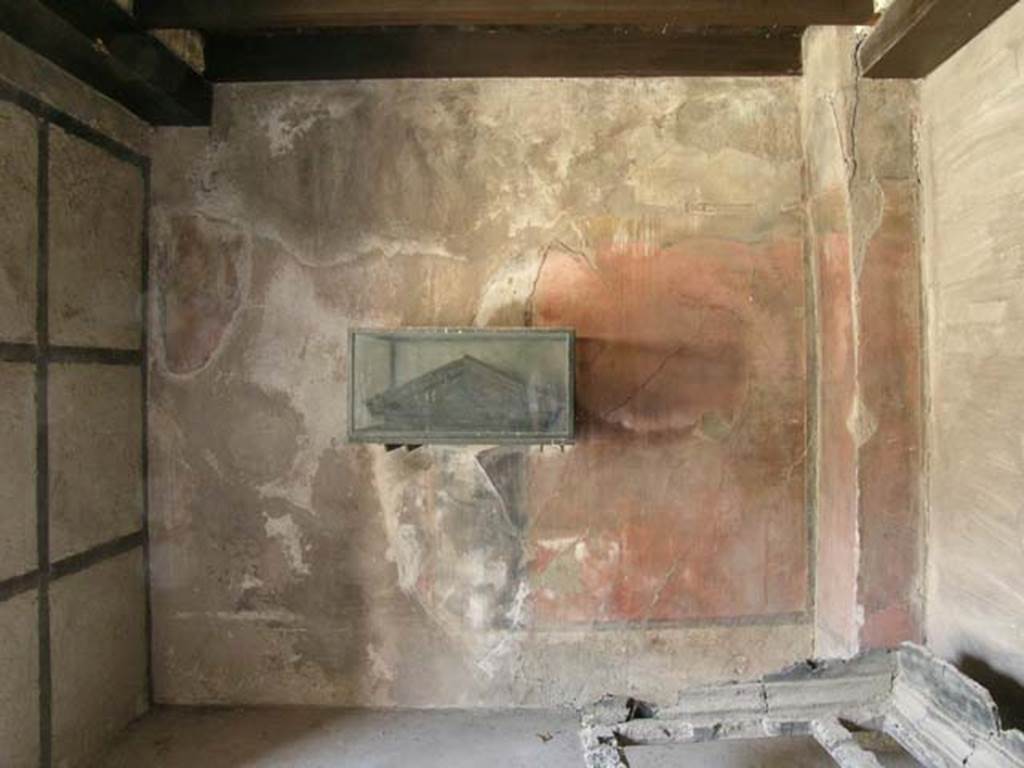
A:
[[90, 707, 919, 767]]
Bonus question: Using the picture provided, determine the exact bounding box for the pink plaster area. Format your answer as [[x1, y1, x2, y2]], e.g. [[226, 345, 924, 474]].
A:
[[527, 233, 808, 624], [815, 231, 860, 649], [856, 187, 924, 649]]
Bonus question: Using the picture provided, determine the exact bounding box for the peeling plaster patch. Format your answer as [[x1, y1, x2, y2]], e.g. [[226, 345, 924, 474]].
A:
[[257, 94, 364, 157], [475, 581, 532, 679], [352, 235, 463, 263], [369, 445, 531, 679], [462, 551, 510, 594], [852, 177, 885, 279], [240, 573, 264, 591], [366, 643, 396, 684], [467, 593, 494, 630], [263, 512, 311, 577], [474, 250, 545, 326], [152, 211, 251, 378], [507, 580, 530, 628], [276, 234, 465, 270], [390, 524, 424, 593], [847, 394, 879, 448], [242, 258, 349, 513]]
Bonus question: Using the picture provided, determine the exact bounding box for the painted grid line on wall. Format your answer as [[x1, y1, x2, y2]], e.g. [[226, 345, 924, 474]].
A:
[[36, 117, 52, 768], [0, 81, 151, 768]]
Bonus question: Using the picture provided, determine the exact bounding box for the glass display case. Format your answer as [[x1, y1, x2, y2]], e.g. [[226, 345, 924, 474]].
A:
[[348, 328, 574, 445]]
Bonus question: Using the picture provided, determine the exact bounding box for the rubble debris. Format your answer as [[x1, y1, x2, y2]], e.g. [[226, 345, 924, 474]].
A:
[[579, 644, 1024, 768]]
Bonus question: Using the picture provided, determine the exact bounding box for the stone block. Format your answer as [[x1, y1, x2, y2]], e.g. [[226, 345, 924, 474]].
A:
[[967, 731, 1024, 768], [48, 127, 143, 350], [0, 589, 40, 768], [0, 101, 37, 343], [49, 364, 142, 560], [0, 363, 36, 580], [888, 644, 1000, 766], [50, 549, 148, 767], [671, 682, 766, 721]]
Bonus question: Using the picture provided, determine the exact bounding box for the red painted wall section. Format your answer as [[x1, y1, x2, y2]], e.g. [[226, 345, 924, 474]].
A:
[[815, 222, 860, 654], [857, 179, 924, 649], [528, 229, 809, 625], [804, 32, 925, 655]]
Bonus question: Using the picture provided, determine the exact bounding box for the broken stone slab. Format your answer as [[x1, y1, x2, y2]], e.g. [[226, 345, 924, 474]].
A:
[[579, 722, 630, 768], [763, 649, 895, 724], [653, 650, 894, 728], [812, 718, 886, 768], [886, 643, 1024, 768], [580, 695, 645, 727], [580, 742, 629, 768], [613, 718, 697, 745], [966, 729, 1024, 768], [664, 681, 766, 722], [580, 644, 1024, 768]]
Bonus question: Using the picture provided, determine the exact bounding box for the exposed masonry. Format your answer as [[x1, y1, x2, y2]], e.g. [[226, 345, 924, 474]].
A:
[[580, 643, 1024, 767]]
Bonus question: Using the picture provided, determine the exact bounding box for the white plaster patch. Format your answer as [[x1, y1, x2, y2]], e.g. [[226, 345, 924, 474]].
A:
[[390, 524, 424, 593], [474, 250, 545, 326], [353, 235, 463, 263], [257, 94, 363, 157], [847, 394, 879, 448], [263, 512, 311, 576], [537, 536, 581, 553], [240, 573, 263, 591], [475, 582, 531, 679], [457, 551, 509, 593], [366, 643, 396, 683], [507, 580, 530, 629], [244, 258, 355, 513], [466, 593, 492, 631]]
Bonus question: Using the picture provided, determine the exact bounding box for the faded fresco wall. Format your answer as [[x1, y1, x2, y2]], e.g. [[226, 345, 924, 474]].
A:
[[149, 78, 813, 707], [920, 1, 1024, 717], [803, 27, 924, 658]]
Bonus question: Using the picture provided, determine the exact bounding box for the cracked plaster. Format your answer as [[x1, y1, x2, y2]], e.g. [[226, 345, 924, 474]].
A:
[[149, 77, 815, 708]]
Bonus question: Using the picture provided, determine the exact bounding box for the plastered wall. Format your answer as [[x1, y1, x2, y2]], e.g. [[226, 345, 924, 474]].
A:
[[0, 31, 150, 768], [920, 0, 1024, 715], [149, 78, 817, 708], [803, 27, 924, 658]]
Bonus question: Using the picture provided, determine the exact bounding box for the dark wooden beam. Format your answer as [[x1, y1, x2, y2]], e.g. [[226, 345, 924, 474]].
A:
[[203, 25, 802, 81], [860, 0, 1019, 78], [139, 0, 875, 30], [0, 0, 211, 125], [205, 26, 804, 81]]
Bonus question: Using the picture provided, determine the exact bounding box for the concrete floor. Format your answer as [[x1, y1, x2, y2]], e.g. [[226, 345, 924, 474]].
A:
[[90, 708, 918, 767]]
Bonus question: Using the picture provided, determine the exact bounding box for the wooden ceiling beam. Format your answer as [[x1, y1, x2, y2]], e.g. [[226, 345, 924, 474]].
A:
[[860, 0, 1020, 78], [138, 0, 875, 30], [204, 26, 804, 81], [0, 0, 211, 125]]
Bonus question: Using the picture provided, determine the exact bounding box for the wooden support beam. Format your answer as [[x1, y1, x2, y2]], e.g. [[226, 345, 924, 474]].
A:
[[0, 0, 211, 125], [860, 0, 1020, 78], [138, 0, 875, 30], [205, 26, 804, 81]]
